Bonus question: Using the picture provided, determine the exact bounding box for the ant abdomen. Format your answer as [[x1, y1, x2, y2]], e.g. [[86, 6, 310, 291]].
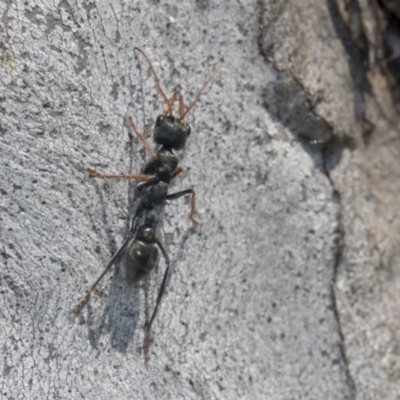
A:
[[125, 226, 159, 283]]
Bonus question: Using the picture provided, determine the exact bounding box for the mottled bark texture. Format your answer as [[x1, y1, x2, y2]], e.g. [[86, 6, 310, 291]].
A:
[[1, 1, 400, 399]]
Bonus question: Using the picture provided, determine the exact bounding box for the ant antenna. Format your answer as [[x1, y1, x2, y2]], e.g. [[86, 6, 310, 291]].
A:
[[183, 64, 221, 118], [135, 47, 221, 120], [134, 47, 169, 105]]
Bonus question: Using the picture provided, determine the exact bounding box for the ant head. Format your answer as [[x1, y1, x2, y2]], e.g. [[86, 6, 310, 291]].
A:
[[153, 115, 191, 151]]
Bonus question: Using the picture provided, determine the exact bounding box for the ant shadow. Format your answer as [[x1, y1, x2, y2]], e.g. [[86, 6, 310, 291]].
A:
[[82, 159, 141, 352], [83, 191, 196, 353], [79, 51, 149, 352], [81, 125, 143, 352]]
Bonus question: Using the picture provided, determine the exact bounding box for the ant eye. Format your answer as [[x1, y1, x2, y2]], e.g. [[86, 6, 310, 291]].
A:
[[155, 115, 164, 127], [186, 126, 191, 136]]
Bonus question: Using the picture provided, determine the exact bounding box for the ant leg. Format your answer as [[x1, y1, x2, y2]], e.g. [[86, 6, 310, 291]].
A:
[[70, 235, 131, 315], [134, 47, 169, 104], [166, 189, 203, 226], [127, 116, 158, 160], [173, 167, 183, 178], [144, 238, 171, 362], [71, 210, 142, 315], [87, 168, 155, 181]]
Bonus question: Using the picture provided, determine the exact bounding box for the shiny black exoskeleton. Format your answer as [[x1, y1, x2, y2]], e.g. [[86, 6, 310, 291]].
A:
[[125, 211, 160, 283], [71, 47, 219, 362], [136, 115, 190, 208]]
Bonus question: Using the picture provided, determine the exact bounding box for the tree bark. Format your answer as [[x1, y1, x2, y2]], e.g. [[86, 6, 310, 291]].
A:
[[1, 0, 399, 399]]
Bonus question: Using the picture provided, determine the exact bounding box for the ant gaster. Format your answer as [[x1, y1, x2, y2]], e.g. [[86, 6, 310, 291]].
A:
[[71, 48, 219, 361]]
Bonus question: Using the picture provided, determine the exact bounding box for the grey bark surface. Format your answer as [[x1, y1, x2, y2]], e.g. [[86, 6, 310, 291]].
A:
[[1, 1, 399, 399]]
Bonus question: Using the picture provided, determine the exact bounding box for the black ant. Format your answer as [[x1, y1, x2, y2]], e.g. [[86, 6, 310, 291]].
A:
[[71, 48, 219, 361]]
